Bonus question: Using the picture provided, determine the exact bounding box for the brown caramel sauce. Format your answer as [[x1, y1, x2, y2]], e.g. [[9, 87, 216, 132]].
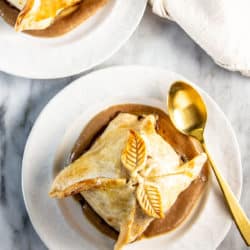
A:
[[0, 0, 108, 37], [70, 104, 209, 239]]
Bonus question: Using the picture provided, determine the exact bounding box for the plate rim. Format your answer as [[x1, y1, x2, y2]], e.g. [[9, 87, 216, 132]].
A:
[[22, 65, 243, 250], [0, 1, 147, 79]]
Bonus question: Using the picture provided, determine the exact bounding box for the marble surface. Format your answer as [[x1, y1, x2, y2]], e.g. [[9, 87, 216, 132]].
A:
[[0, 6, 249, 250]]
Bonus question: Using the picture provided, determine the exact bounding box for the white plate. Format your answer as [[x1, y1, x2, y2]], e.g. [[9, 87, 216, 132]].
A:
[[0, 1, 146, 79], [22, 66, 242, 250]]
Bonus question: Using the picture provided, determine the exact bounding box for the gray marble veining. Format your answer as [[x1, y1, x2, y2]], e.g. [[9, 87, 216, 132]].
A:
[[0, 7, 249, 250]]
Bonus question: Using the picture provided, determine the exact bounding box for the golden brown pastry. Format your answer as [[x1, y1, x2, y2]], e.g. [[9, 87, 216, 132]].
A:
[[50, 113, 207, 250], [0, 0, 108, 37], [15, 0, 82, 31]]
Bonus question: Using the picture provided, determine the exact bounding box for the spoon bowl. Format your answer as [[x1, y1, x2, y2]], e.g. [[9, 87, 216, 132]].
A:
[[168, 81, 207, 142]]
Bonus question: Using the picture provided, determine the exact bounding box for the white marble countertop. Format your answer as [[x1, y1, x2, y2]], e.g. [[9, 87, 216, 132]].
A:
[[0, 7, 249, 250]]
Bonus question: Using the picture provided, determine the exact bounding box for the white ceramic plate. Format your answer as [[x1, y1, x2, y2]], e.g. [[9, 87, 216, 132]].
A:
[[22, 66, 242, 250], [0, 1, 146, 79]]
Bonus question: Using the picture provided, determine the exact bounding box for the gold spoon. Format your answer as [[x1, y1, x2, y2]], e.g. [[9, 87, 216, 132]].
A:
[[168, 81, 250, 246]]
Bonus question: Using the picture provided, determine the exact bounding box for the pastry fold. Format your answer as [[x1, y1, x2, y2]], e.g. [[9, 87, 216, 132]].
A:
[[50, 113, 207, 250]]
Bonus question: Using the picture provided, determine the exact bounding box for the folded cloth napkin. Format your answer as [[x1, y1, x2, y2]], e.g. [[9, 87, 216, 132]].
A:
[[149, 0, 250, 76]]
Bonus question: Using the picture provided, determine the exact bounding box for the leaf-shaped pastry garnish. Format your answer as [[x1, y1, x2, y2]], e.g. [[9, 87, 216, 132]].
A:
[[121, 130, 147, 174], [136, 183, 164, 219]]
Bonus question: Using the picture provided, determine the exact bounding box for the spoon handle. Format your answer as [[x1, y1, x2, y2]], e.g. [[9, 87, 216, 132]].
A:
[[202, 143, 250, 246]]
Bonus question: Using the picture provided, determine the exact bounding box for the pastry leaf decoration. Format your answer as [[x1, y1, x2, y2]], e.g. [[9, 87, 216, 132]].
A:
[[121, 130, 147, 174], [121, 129, 165, 219], [136, 183, 164, 219], [51, 125, 206, 222]]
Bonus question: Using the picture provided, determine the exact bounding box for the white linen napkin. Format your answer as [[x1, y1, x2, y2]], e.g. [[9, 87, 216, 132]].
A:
[[149, 0, 250, 76]]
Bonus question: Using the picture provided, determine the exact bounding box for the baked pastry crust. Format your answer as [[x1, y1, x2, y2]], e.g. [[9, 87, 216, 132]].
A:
[[50, 108, 208, 250], [0, 0, 108, 37]]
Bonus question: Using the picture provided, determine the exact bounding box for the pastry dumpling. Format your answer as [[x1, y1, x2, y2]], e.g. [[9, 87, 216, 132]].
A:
[[50, 113, 207, 250], [15, 0, 82, 31]]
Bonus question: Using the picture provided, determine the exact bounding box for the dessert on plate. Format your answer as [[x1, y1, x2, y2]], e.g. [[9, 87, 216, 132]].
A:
[[0, 0, 108, 37], [49, 104, 209, 250]]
